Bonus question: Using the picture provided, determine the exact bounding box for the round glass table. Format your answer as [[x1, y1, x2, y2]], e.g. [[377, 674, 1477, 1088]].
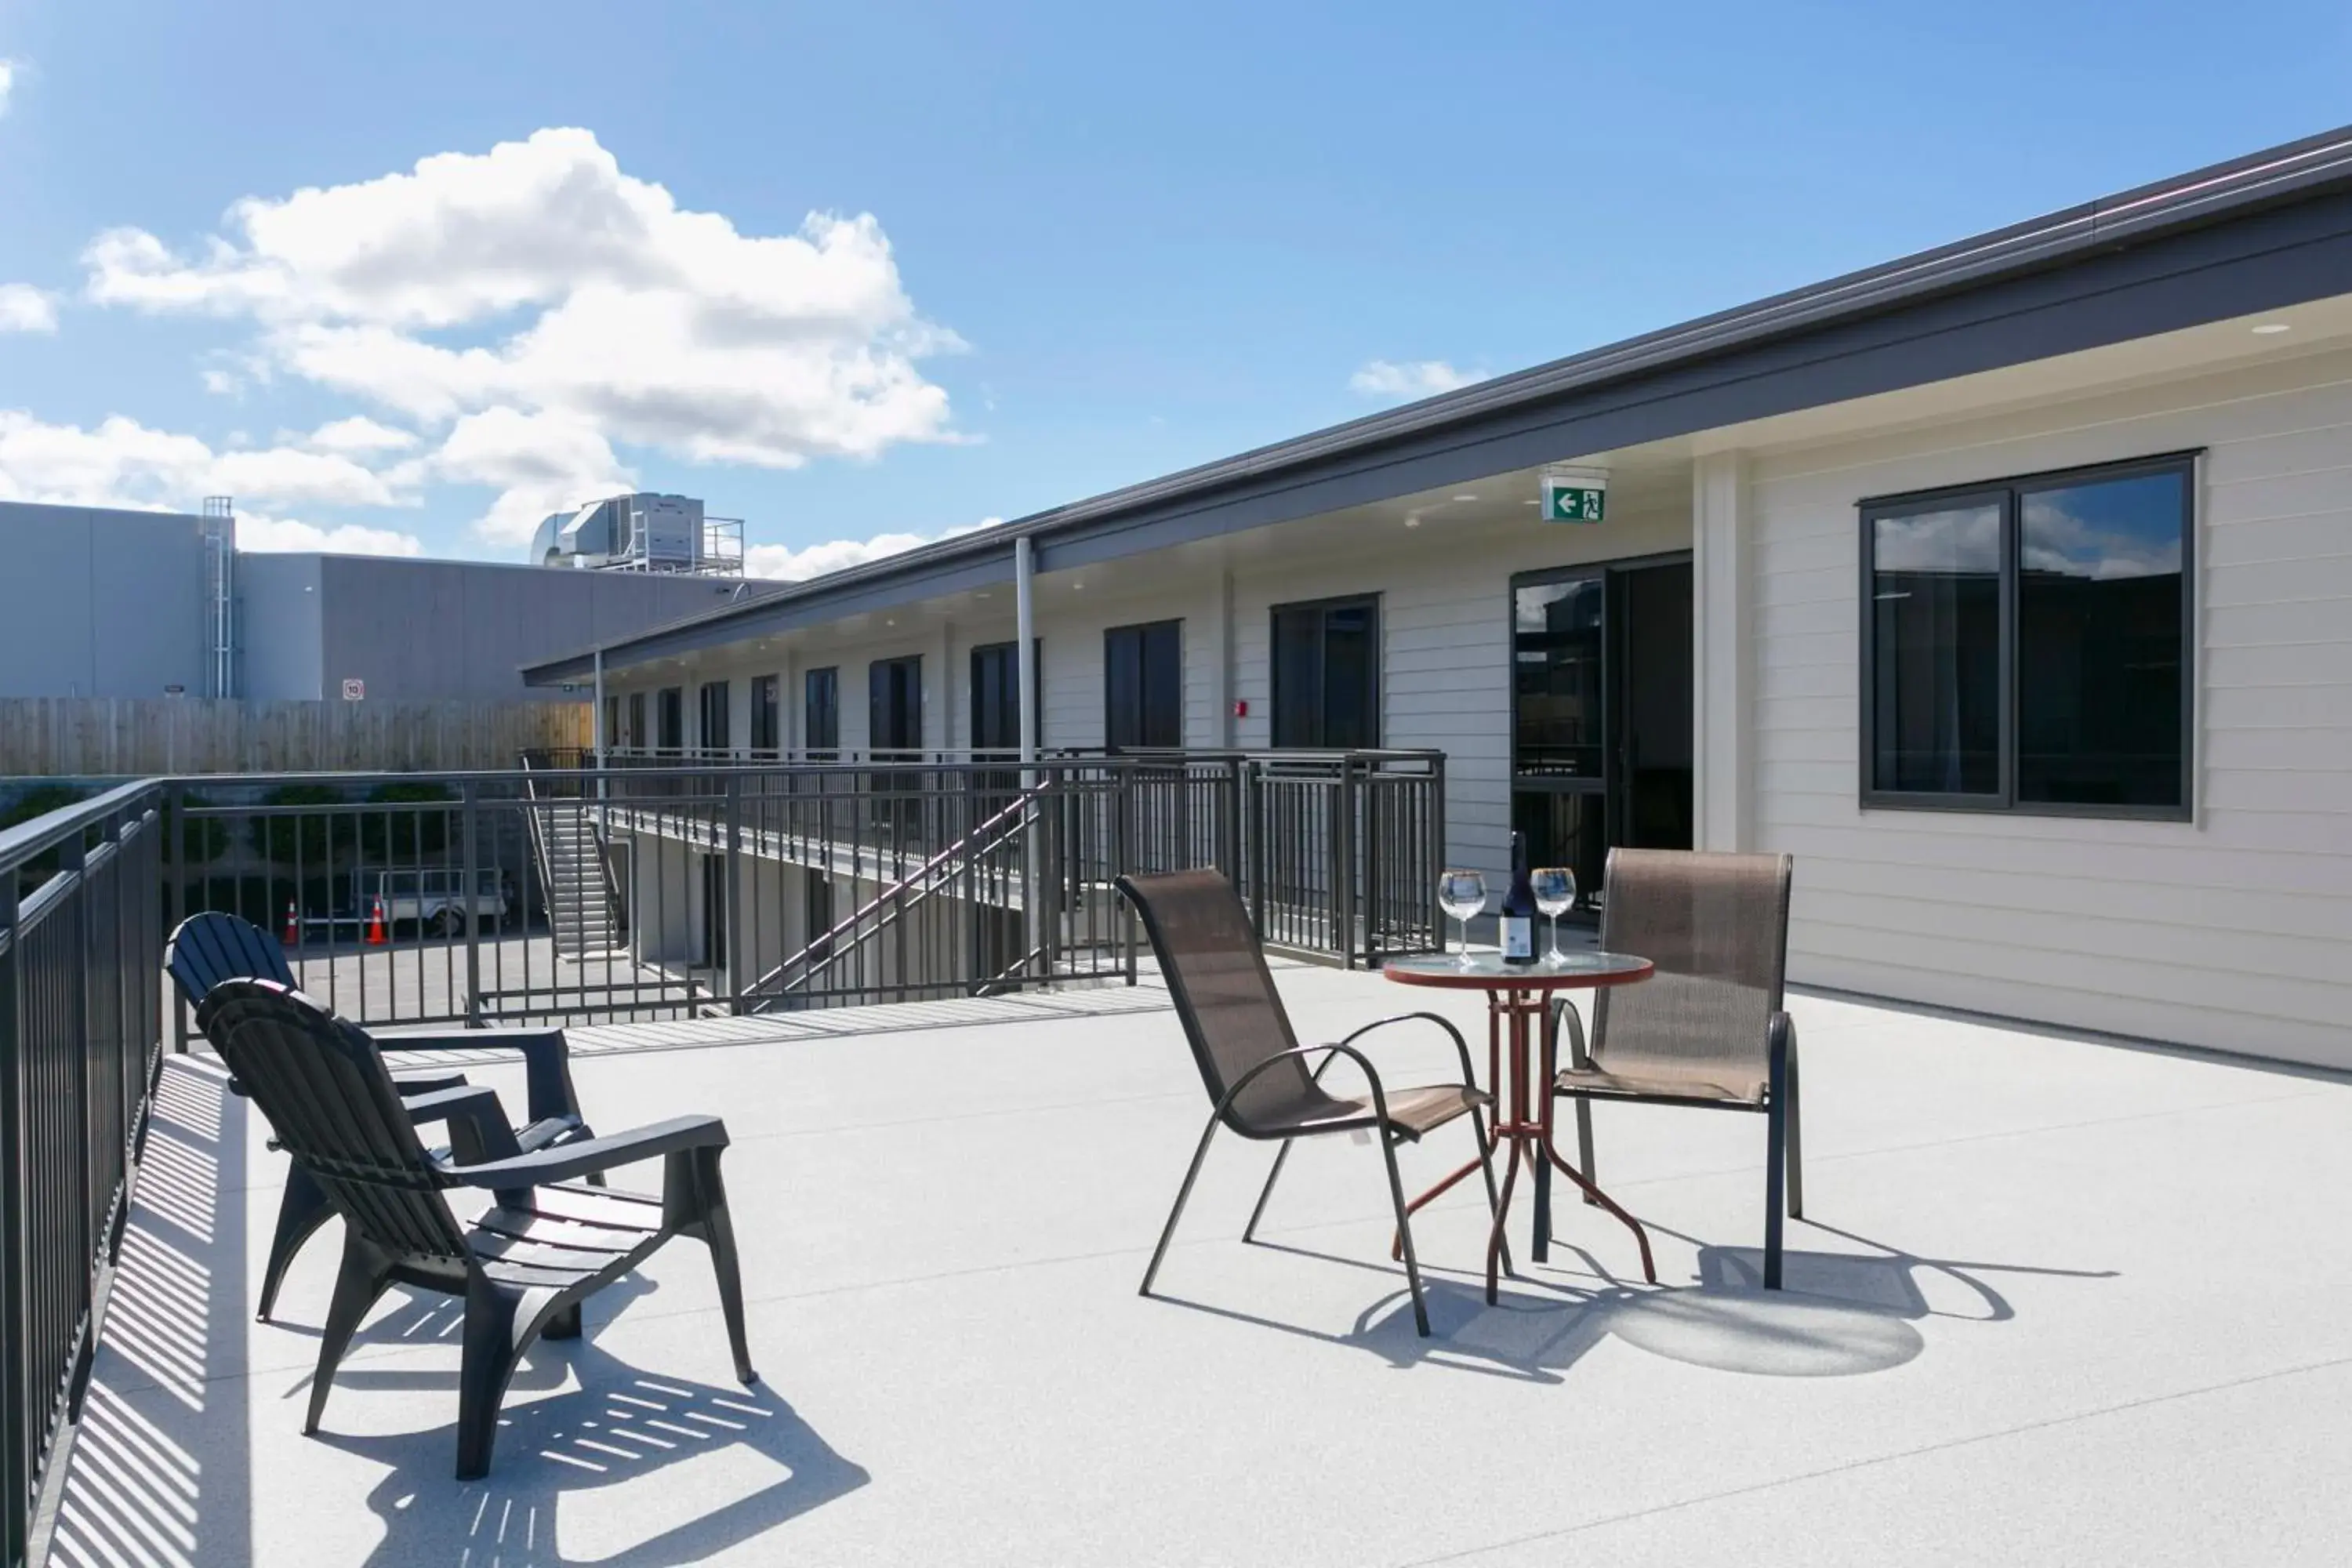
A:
[[1385, 951, 1657, 1301]]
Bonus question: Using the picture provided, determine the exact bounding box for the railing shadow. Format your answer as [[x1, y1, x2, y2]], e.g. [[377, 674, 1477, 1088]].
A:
[[45, 1058, 252, 1568], [310, 1337, 867, 1568]]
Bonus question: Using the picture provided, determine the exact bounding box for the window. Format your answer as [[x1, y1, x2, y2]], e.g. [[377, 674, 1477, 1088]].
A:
[[804, 667, 840, 757], [1105, 620, 1182, 750], [1862, 454, 2192, 816], [626, 691, 646, 751], [750, 674, 780, 753], [970, 641, 1040, 753], [869, 655, 923, 754], [1272, 596, 1379, 748], [698, 680, 731, 753], [603, 694, 620, 754], [655, 687, 684, 753]]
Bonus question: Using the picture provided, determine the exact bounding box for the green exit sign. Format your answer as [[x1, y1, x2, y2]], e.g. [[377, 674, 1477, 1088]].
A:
[[1543, 479, 1607, 523]]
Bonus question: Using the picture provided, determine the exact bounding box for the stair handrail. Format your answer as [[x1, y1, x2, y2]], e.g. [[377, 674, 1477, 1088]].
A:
[[742, 779, 1047, 1005]]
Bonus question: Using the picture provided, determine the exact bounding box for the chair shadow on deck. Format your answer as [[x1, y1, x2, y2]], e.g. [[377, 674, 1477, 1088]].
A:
[[1152, 1210, 2116, 1388], [310, 1332, 868, 1568]]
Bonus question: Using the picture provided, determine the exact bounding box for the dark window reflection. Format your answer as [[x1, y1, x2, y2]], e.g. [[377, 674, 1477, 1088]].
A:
[[1513, 577, 1605, 780], [1871, 503, 2001, 794], [2018, 473, 2185, 807], [1513, 789, 1604, 919], [1272, 597, 1379, 748]]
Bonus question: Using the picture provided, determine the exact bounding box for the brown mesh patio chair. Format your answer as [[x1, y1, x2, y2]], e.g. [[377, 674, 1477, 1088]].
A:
[[1537, 849, 1804, 1287], [194, 978, 753, 1480], [165, 911, 598, 1322], [1117, 869, 1501, 1337]]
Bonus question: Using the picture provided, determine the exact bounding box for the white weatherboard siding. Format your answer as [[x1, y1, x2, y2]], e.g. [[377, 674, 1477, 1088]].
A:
[[1748, 347, 2352, 1069], [1226, 506, 1691, 886]]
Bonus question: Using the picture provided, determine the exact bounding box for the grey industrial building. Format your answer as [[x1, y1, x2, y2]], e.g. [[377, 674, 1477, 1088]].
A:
[[0, 499, 768, 702]]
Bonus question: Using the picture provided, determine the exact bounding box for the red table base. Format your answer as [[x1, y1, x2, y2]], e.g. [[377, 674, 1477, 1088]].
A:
[[1396, 986, 1657, 1301]]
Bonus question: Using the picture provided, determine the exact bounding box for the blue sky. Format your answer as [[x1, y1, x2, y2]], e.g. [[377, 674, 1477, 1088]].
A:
[[1, 1, 2347, 572]]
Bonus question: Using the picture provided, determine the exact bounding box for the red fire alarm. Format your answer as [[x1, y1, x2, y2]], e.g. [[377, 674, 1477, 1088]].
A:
[[1232, 699, 1249, 718]]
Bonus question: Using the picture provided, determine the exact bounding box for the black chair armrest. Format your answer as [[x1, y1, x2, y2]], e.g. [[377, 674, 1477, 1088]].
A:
[[375, 1023, 582, 1126], [449, 1115, 728, 1189], [1215, 1043, 1406, 1137], [1336, 1011, 1478, 1088], [1546, 996, 1593, 1077], [399, 1084, 524, 1165], [391, 1068, 472, 1098]]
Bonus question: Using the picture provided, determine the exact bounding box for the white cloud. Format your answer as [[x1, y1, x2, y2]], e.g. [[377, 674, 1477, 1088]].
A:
[[85, 126, 962, 539], [1348, 359, 1485, 400], [236, 513, 423, 556], [304, 416, 419, 455], [0, 283, 56, 332], [405, 406, 633, 543], [0, 409, 409, 511], [744, 517, 1000, 582], [0, 60, 17, 117]]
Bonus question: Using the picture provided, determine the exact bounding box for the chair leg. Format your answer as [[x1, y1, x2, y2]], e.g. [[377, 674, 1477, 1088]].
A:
[[456, 1277, 524, 1481], [1784, 1039, 1805, 1219], [694, 1147, 758, 1385], [1378, 1133, 1432, 1338], [1764, 1111, 1788, 1294], [305, 1232, 393, 1436], [260, 1163, 336, 1323], [1242, 1138, 1294, 1243], [1141, 1113, 1219, 1298], [543, 1303, 583, 1341], [1575, 1098, 1599, 1207]]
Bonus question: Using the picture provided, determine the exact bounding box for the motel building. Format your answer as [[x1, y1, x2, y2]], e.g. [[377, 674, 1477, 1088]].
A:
[[528, 125, 2352, 1073]]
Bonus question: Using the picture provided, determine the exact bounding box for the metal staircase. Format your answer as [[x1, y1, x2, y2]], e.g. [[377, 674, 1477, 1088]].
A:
[[742, 782, 1057, 1011], [519, 757, 626, 959]]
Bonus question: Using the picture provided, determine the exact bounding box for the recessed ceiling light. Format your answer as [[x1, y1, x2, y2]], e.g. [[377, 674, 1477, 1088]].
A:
[[1404, 515, 1422, 528], [886, 618, 896, 626], [1073, 581, 1083, 590], [2252, 322, 2292, 335], [1522, 499, 1541, 507], [1452, 493, 1478, 502]]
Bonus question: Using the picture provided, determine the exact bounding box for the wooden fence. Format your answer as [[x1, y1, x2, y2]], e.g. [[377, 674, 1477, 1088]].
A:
[[0, 698, 593, 777]]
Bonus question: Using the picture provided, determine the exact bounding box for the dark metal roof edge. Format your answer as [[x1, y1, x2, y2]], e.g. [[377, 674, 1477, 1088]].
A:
[[525, 121, 2352, 684]]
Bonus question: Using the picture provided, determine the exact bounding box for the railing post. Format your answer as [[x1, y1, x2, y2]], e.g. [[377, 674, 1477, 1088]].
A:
[[725, 772, 746, 1014], [0, 863, 21, 1568], [1246, 761, 1266, 939], [460, 779, 483, 1027], [1334, 759, 1359, 969], [165, 779, 187, 1053]]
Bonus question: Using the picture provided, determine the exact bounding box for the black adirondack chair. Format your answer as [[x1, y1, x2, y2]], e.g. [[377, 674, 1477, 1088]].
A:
[[165, 911, 598, 1320], [194, 978, 756, 1480]]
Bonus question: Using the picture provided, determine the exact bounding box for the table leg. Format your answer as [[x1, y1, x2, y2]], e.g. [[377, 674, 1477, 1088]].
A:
[[1391, 1155, 1485, 1262], [1540, 1140, 1657, 1284]]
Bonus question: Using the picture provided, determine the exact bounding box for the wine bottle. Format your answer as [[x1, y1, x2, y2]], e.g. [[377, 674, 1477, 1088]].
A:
[[1499, 831, 1536, 964]]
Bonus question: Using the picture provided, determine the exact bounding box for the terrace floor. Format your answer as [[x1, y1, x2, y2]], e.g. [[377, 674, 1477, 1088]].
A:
[[42, 964, 2352, 1567]]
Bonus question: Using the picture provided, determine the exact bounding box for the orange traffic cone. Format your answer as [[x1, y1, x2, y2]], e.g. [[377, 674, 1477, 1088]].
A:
[[283, 898, 299, 947], [365, 895, 388, 946]]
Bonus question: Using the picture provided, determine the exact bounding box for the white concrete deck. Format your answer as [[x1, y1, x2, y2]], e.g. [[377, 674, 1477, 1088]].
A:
[[43, 965, 2352, 1567]]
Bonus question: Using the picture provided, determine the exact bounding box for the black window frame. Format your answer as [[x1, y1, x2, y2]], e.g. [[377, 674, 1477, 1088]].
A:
[[1858, 451, 2196, 822], [868, 654, 924, 755], [1103, 619, 1184, 751], [698, 678, 731, 753], [1269, 593, 1381, 750], [655, 686, 684, 753], [750, 673, 781, 753], [804, 666, 840, 757], [969, 639, 1042, 754]]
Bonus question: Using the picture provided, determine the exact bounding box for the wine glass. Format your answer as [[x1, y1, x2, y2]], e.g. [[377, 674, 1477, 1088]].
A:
[[1531, 867, 1576, 962], [1437, 869, 1486, 968]]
